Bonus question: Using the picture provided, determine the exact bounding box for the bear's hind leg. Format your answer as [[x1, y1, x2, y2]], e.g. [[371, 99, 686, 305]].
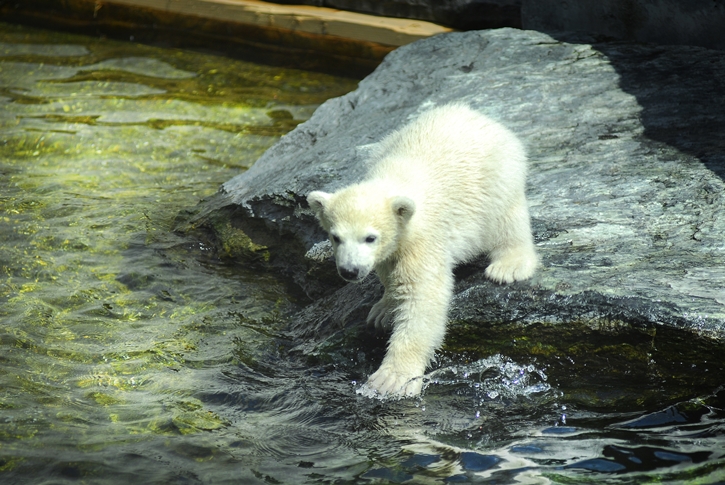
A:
[[484, 201, 538, 284], [366, 263, 395, 331]]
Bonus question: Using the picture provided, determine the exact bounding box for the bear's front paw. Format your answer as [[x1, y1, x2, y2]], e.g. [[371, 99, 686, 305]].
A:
[[485, 247, 538, 284], [362, 364, 424, 399], [366, 298, 395, 331]]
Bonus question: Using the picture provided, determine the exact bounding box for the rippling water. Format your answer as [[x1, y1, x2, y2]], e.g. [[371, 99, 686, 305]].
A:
[[1, 21, 724, 485]]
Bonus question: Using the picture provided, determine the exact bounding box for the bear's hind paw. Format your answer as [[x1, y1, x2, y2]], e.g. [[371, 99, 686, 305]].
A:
[[367, 299, 395, 331], [485, 249, 538, 284]]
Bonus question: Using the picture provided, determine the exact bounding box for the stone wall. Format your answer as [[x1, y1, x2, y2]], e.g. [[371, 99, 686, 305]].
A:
[[523, 0, 725, 51]]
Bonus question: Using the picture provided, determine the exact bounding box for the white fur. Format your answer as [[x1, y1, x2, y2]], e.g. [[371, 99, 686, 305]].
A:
[[307, 103, 538, 398]]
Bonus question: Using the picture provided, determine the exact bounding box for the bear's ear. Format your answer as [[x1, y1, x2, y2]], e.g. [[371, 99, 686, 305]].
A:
[[307, 191, 331, 218], [392, 196, 415, 224]]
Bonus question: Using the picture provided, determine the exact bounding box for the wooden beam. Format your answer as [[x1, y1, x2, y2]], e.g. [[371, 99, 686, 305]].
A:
[[105, 0, 453, 47]]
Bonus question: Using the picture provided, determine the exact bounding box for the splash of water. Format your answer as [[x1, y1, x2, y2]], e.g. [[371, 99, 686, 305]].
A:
[[424, 354, 550, 400], [355, 354, 549, 402]]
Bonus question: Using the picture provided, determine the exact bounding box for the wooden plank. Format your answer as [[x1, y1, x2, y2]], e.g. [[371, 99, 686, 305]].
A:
[[101, 0, 453, 47]]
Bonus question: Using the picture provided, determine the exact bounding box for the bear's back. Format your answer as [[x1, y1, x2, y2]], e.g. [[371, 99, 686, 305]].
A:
[[369, 103, 526, 201], [366, 104, 529, 258]]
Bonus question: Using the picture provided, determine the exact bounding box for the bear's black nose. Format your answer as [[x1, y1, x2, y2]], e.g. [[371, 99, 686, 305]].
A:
[[339, 267, 359, 281]]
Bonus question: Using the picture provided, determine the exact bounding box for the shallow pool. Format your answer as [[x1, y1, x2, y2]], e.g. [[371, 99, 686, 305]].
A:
[[1, 21, 724, 485]]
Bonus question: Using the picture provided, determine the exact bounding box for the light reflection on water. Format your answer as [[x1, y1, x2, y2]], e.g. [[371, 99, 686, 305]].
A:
[[1, 21, 724, 485]]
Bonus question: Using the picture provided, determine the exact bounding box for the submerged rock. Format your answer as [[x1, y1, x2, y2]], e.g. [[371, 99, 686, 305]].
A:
[[183, 28, 725, 377]]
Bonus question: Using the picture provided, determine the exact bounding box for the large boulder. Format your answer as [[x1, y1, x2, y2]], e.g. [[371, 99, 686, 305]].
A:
[[182, 28, 725, 385]]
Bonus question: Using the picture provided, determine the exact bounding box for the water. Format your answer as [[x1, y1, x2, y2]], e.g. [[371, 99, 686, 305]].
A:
[[1, 21, 724, 485]]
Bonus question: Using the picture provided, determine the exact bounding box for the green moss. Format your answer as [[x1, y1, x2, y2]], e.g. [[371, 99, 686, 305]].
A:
[[440, 318, 725, 410], [215, 221, 270, 261], [172, 410, 229, 434], [0, 456, 25, 472]]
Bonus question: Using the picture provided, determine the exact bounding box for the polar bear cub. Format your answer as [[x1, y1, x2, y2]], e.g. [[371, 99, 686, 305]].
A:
[[307, 103, 538, 398]]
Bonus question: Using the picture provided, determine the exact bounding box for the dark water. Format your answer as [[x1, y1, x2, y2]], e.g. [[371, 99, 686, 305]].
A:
[[1, 22, 724, 485]]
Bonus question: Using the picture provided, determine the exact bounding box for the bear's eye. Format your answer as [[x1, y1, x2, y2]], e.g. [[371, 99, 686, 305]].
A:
[[365, 235, 377, 244], [331, 235, 341, 244]]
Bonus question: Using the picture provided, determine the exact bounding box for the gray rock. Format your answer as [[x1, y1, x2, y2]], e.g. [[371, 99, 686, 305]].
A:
[[185, 28, 725, 364]]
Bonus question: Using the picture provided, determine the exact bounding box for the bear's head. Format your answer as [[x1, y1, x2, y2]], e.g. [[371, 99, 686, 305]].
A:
[[307, 185, 415, 283]]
